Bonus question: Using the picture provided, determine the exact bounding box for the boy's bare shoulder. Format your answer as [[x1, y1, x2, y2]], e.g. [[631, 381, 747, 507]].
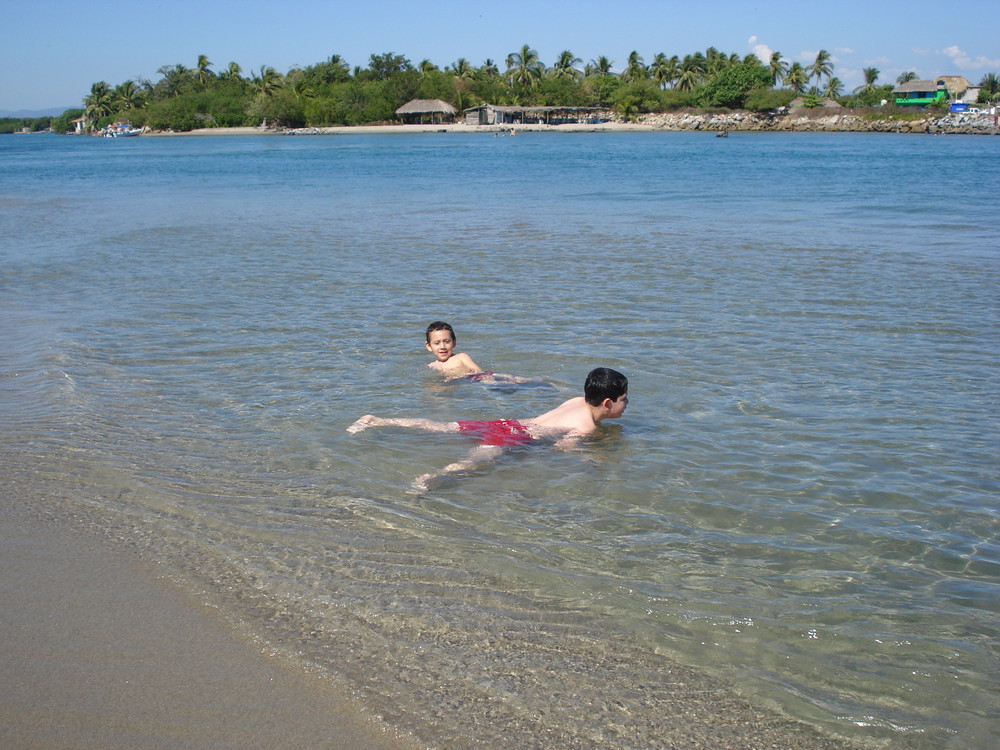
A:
[[524, 397, 597, 436]]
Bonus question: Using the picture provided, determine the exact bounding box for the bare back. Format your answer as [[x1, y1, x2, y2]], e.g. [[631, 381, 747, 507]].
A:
[[522, 397, 598, 440]]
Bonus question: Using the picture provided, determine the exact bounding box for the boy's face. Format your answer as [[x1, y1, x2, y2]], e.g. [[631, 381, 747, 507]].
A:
[[425, 329, 456, 362], [606, 393, 628, 419]]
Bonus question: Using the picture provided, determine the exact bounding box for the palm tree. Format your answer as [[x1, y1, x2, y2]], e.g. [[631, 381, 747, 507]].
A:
[[896, 71, 918, 85], [622, 51, 648, 81], [769, 51, 789, 86], [195, 54, 213, 85], [505, 44, 544, 89], [480, 58, 499, 77], [223, 61, 243, 82], [675, 67, 699, 92], [785, 62, 808, 93], [675, 54, 705, 92], [809, 50, 834, 87], [449, 58, 474, 80], [419, 59, 440, 75], [650, 53, 679, 89], [979, 72, 1000, 101], [551, 50, 581, 81], [83, 81, 113, 126], [854, 67, 880, 94], [686, 52, 707, 79], [705, 47, 730, 76], [586, 56, 614, 77], [251, 66, 283, 96], [823, 77, 844, 99], [290, 75, 315, 99], [112, 80, 144, 111]]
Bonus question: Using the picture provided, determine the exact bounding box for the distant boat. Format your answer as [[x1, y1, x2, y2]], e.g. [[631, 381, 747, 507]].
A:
[[103, 125, 142, 138], [716, 129, 729, 138]]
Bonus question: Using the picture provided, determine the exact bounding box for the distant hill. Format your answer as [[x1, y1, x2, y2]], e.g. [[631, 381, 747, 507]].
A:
[[0, 107, 77, 118]]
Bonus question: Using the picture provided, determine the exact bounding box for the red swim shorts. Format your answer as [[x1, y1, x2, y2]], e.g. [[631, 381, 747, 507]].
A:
[[457, 419, 533, 447]]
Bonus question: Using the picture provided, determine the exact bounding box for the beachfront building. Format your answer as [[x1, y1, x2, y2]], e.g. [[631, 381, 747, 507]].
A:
[[395, 99, 458, 124], [464, 104, 608, 126], [938, 76, 973, 100], [892, 79, 949, 107]]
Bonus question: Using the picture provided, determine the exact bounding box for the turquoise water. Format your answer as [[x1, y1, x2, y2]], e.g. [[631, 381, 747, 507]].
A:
[[2, 131, 998, 748]]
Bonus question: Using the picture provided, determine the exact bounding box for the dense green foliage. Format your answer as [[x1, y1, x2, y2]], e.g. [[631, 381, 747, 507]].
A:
[[694, 63, 772, 108], [50, 109, 84, 134], [50, 46, 999, 133], [0, 116, 53, 134]]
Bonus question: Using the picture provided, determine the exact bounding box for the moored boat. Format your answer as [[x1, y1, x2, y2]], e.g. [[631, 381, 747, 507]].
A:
[[103, 124, 143, 137]]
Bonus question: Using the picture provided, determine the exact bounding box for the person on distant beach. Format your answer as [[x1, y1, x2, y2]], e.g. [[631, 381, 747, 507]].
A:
[[348, 367, 628, 490], [424, 321, 541, 385]]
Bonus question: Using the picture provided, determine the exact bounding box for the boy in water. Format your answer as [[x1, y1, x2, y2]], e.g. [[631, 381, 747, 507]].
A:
[[348, 367, 628, 490], [424, 321, 539, 385]]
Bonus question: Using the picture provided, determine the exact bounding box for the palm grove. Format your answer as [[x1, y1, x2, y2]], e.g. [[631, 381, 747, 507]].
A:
[[43, 46, 1000, 134]]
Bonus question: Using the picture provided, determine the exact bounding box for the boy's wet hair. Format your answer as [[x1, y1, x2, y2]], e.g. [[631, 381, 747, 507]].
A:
[[584, 367, 628, 406], [425, 321, 456, 343]]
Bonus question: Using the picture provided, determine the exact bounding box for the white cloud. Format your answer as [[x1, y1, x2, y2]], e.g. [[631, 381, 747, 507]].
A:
[[748, 35, 775, 62], [940, 45, 1000, 71]]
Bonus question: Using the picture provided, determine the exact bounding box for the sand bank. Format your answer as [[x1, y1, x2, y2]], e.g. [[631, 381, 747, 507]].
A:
[[0, 497, 420, 750]]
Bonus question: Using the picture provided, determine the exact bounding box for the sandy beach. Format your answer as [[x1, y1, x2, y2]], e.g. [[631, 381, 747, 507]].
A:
[[141, 121, 654, 136], [0, 489, 862, 750], [0, 495, 420, 750]]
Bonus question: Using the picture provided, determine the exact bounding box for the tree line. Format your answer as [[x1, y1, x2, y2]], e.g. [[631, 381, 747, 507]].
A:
[[39, 47, 1000, 133]]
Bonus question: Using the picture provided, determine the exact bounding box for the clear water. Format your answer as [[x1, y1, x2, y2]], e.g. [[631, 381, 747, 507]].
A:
[[2, 131, 998, 749]]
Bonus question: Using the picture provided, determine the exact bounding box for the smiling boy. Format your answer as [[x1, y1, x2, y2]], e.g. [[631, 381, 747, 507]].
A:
[[424, 321, 541, 385]]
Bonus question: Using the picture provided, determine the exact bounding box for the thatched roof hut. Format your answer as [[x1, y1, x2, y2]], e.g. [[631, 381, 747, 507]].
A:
[[936, 76, 972, 99], [395, 99, 458, 124], [891, 79, 945, 96]]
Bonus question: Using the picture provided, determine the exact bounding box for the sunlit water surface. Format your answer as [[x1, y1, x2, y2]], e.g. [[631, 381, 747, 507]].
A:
[[2, 132, 998, 749]]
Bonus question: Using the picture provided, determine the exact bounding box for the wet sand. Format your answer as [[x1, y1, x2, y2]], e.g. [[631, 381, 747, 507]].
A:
[[0, 493, 860, 750], [0, 497, 420, 750]]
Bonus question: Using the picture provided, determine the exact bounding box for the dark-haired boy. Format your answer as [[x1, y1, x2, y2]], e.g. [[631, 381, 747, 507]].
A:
[[348, 368, 628, 489]]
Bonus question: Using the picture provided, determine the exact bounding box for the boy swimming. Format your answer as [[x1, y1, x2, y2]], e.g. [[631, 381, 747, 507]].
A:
[[348, 367, 628, 490], [424, 321, 541, 385]]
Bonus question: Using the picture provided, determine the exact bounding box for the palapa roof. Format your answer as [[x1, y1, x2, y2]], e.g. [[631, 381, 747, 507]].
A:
[[892, 79, 943, 94], [937, 75, 972, 96], [395, 99, 457, 115]]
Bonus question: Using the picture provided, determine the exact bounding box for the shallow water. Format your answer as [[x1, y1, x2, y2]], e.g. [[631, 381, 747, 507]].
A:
[[2, 131, 998, 748]]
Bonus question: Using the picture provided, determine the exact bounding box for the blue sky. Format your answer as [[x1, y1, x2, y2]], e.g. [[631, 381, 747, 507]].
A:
[[3, 0, 999, 111]]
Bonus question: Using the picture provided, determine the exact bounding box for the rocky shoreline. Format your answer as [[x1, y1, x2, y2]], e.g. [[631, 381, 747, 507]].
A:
[[636, 109, 1000, 135]]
